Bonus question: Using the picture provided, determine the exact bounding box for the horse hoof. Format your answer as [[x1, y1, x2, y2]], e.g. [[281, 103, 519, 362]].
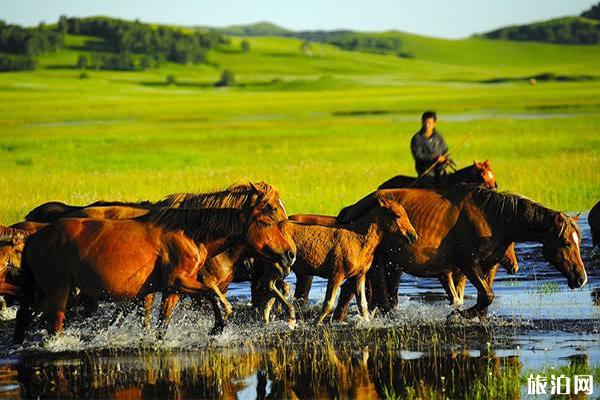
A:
[[445, 310, 462, 324], [210, 325, 224, 335]]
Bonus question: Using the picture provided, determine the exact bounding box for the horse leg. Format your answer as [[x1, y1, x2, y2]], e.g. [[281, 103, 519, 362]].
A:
[[0, 296, 6, 314], [459, 263, 494, 319], [355, 274, 370, 321], [45, 284, 71, 336], [142, 293, 155, 331], [157, 293, 180, 339], [332, 280, 354, 322], [440, 270, 459, 306], [207, 294, 226, 335], [478, 264, 499, 319], [384, 268, 402, 312], [263, 294, 277, 324], [315, 275, 343, 325], [454, 273, 467, 306], [268, 279, 296, 328], [178, 276, 232, 320], [293, 273, 313, 304]]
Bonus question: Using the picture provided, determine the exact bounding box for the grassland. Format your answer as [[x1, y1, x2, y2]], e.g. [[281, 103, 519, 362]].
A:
[[0, 32, 599, 223]]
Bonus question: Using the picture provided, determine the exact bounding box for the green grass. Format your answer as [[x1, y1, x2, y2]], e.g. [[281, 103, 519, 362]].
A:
[[0, 33, 599, 224]]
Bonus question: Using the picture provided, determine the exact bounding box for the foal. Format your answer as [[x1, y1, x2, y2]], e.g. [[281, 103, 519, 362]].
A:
[[276, 193, 418, 324]]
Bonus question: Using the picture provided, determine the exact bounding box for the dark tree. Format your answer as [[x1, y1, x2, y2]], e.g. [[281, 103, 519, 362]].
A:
[[215, 69, 235, 87], [241, 39, 250, 53], [581, 2, 600, 20], [76, 54, 88, 69]]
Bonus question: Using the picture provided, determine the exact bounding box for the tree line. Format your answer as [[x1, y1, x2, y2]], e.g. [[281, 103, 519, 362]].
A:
[[60, 16, 228, 66], [483, 2, 600, 44], [0, 20, 64, 71], [289, 30, 405, 54]]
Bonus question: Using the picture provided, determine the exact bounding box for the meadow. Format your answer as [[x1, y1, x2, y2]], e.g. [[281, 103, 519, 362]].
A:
[[1, 27, 600, 399], [0, 33, 599, 223]]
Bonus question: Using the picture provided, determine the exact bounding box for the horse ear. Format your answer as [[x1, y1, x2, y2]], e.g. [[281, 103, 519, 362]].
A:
[[572, 213, 581, 222], [483, 160, 490, 167]]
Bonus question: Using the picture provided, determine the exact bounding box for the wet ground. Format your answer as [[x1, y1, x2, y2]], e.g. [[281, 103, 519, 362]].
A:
[[0, 214, 598, 399]]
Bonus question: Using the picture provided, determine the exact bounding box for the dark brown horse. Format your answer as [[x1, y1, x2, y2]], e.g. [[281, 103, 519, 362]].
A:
[[589, 200, 600, 247], [378, 160, 497, 190], [335, 187, 587, 319], [15, 198, 296, 342]]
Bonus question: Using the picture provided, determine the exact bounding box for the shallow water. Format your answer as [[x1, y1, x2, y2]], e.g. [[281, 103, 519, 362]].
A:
[[1, 214, 598, 398]]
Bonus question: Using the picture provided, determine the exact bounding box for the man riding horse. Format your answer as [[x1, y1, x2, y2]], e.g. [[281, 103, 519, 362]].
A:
[[410, 111, 454, 187]]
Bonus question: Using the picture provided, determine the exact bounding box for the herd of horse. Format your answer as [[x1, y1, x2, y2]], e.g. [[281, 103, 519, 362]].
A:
[[0, 160, 593, 344]]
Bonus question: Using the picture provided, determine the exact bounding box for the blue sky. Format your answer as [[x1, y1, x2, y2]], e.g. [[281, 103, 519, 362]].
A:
[[1, 0, 596, 38]]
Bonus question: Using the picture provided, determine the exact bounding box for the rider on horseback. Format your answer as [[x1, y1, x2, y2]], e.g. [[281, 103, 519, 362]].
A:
[[410, 111, 454, 186]]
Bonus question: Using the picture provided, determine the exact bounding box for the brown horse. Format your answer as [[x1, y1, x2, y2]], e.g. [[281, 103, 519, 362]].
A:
[[378, 160, 497, 190], [589, 200, 600, 247], [288, 214, 518, 310], [15, 201, 296, 343], [22, 183, 291, 324], [336, 186, 586, 319], [271, 193, 417, 324]]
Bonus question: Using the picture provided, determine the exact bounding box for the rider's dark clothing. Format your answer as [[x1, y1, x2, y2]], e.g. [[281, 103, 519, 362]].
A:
[[410, 129, 449, 184]]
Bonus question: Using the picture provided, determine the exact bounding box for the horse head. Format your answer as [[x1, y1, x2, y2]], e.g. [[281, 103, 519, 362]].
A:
[[473, 160, 497, 189], [375, 192, 418, 244], [243, 197, 296, 270], [250, 181, 288, 223], [0, 230, 26, 278], [542, 212, 587, 289]]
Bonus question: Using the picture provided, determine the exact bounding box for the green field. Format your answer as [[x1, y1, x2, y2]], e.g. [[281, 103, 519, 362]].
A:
[[0, 32, 599, 223]]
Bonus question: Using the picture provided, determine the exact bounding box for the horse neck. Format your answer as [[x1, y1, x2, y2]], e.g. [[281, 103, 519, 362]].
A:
[[144, 208, 245, 245], [447, 165, 474, 183], [347, 212, 385, 256], [479, 197, 552, 243]]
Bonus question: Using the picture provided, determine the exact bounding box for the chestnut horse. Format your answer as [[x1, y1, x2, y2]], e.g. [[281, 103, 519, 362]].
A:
[[378, 160, 497, 190], [589, 200, 600, 247], [336, 186, 586, 319], [14, 202, 296, 343], [269, 193, 417, 325], [20, 183, 291, 324]]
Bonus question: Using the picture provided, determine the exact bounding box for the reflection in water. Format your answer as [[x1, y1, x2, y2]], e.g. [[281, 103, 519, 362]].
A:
[[2, 345, 528, 399]]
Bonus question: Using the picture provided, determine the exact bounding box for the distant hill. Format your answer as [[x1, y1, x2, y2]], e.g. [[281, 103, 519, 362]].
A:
[[482, 16, 600, 44], [482, 2, 600, 44], [203, 21, 291, 37]]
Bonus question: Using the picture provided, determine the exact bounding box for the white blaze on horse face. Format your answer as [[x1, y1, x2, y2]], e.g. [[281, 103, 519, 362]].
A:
[[487, 171, 494, 180], [573, 232, 580, 251], [278, 199, 287, 217]]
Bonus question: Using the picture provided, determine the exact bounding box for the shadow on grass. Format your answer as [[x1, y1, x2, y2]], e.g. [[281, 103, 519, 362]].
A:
[[481, 72, 596, 84]]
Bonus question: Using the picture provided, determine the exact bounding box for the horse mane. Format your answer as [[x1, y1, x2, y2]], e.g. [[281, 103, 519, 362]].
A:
[[467, 187, 574, 235], [155, 182, 275, 210], [137, 207, 245, 242], [89, 200, 155, 208], [0, 226, 26, 241]]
